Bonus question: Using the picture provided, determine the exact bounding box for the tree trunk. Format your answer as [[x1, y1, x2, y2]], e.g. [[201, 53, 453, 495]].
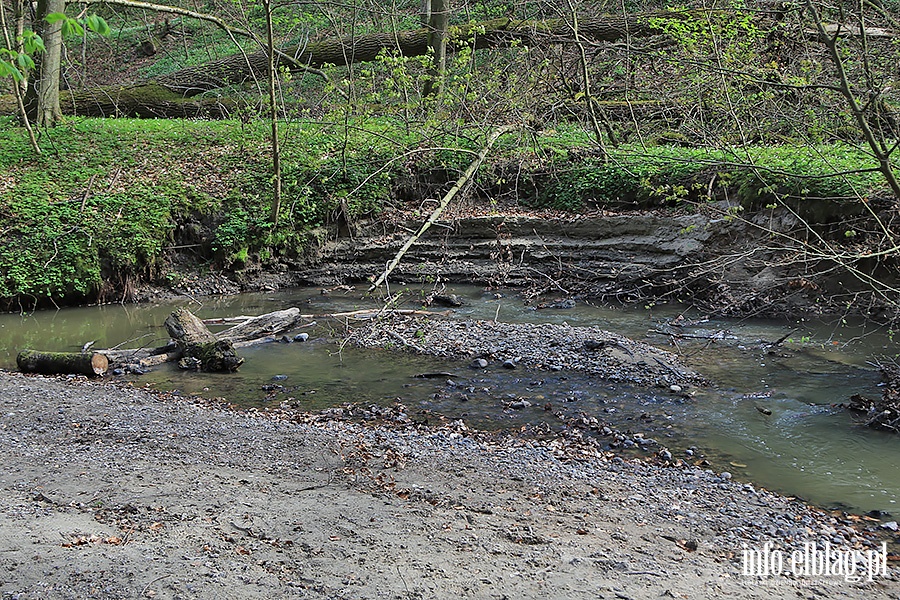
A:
[[423, 0, 448, 96], [17, 350, 109, 376], [25, 0, 65, 126], [165, 308, 243, 371]]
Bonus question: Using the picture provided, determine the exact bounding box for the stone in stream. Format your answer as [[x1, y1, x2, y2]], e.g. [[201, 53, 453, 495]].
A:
[[502, 359, 517, 370], [294, 333, 310, 342], [470, 358, 489, 369], [432, 294, 464, 307]]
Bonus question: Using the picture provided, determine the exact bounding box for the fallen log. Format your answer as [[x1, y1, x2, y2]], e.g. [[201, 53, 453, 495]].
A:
[[138, 351, 183, 367], [17, 350, 109, 376], [216, 307, 303, 343], [100, 341, 180, 367], [165, 308, 243, 372]]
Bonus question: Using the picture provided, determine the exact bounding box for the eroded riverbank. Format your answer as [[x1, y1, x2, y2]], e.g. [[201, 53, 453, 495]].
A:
[[1, 372, 898, 599]]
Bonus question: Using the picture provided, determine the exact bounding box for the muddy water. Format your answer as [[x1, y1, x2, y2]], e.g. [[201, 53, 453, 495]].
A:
[[0, 286, 896, 513]]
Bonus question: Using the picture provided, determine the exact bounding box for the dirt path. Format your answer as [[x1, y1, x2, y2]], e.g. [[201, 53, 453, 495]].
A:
[[1, 371, 897, 599]]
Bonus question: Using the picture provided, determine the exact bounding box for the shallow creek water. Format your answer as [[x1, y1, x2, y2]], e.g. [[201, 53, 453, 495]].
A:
[[0, 285, 897, 514]]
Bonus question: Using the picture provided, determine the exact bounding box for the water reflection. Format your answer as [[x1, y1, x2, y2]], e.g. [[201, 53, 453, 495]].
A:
[[0, 285, 895, 512]]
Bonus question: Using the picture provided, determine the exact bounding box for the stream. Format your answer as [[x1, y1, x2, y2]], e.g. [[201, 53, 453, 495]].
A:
[[0, 285, 897, 514]]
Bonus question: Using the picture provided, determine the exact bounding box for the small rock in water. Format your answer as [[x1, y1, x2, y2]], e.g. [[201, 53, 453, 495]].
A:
[[509, 400, 531, 409], [669, 384, 682, 393], [272, 374, 289, 381], [658, 449, 673, 461], [550, 365, 563, 371], [685, 449, 695, 457], [550, 298, 576, 309], [502, 359, 517, 370], [470, 358, 489, 369], [294, 333, 310, 342], [112, 368, 124, 376], [881, 521, 899, 531], [720, 471, 733, 481], [432, 294, 463, 308], [280, 335, 294, 343]]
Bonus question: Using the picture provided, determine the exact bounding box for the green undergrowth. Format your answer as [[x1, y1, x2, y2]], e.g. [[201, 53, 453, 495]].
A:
[[0, 116, 889, 309], [525, 130, 886, 212]]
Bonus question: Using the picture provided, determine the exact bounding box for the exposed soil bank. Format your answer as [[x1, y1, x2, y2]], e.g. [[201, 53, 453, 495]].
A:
[[155, 203, 895, 322], [1, 372, 898, 599]]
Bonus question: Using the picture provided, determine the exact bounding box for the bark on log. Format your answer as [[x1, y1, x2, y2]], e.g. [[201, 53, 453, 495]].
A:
[[100, 341, 179, 366], [165, 308, 243, 372], [216, 307, 302, 343], [17, 350, 109, 376]]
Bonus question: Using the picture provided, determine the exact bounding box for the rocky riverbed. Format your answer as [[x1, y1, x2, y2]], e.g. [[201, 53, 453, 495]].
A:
[[346, 314, 705, 389], [1, 371, 898, 599]]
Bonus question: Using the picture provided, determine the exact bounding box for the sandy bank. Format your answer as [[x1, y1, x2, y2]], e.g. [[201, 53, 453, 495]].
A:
[[0, 372, 897, 599]]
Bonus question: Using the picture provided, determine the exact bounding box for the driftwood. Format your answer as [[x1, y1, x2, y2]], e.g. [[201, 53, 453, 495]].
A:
[[100, 341, 180, 367], [165, 308, 243, 372], [17, 350, 109, 376], [216, 308, 303, 343]]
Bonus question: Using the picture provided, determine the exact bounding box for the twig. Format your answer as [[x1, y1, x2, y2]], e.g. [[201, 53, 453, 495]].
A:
[[79, 174, 97, 213], [387, 330, 427, 353], [397, 565, 411, 598], [141, 574, 170, 597]]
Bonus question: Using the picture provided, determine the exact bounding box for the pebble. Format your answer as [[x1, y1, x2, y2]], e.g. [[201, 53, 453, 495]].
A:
[[509, 400, 531, 409], [294, 333, 309, 342], [502, 359, 517, 370], [720, 471, 733, 480], [881, 521, 899, 531], [272, 375, 289, 381], [669, 384, 682, 393], [471, 358, 489, 369]]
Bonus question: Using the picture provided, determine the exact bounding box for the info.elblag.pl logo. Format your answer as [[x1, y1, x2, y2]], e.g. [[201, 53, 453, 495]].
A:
[[742, 541, 888, 582]]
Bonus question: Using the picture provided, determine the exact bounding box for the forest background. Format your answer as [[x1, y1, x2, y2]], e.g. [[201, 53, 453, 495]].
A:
[[1, 0, 900, 323]]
